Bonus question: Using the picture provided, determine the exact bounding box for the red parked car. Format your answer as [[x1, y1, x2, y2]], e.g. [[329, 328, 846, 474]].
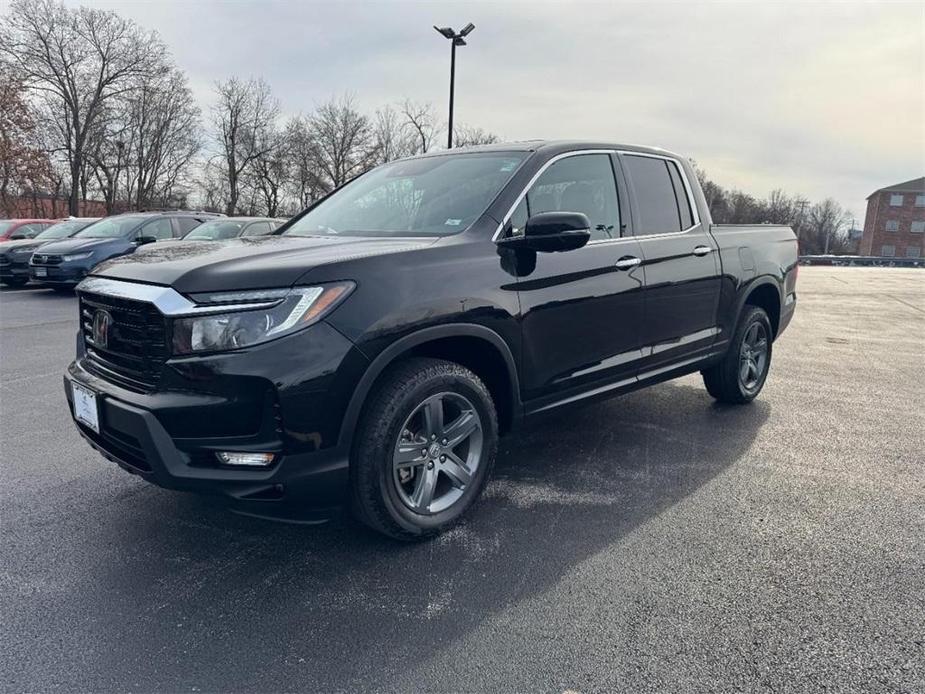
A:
[[0, 219, 58, 242]]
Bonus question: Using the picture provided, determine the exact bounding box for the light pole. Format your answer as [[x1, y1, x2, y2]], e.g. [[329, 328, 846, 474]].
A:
[[434, 23, 475, 149]]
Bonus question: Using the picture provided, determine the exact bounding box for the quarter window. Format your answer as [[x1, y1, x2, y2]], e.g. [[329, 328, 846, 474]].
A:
[[910, 221, 925, 233], [881, 245, 895, 257], [624, 155, 693, 235], [889, 194, 904, 206], [524, 154, 620, 241], [242, 221, 273, 236], [885, 220, 899, 232]]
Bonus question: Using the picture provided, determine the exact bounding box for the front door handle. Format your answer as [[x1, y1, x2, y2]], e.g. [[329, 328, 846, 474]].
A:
[[615, 256, 642, 270], [693, 245, 713, 257]]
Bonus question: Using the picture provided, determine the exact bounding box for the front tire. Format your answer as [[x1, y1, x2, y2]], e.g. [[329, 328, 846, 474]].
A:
[[702, 305, 773, 404], [1, 278, 28, 288], [351, 357, 498, 540]]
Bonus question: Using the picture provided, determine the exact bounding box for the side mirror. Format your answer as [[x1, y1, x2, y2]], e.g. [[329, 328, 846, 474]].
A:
[[9, 234, 27, 240], [499, 211, 591, 252], [135, 235, 157, 245]]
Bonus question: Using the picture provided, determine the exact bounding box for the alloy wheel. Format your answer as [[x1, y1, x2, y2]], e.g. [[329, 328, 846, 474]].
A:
[[739, 321, 769, 391], [392, 392, 484, 515]]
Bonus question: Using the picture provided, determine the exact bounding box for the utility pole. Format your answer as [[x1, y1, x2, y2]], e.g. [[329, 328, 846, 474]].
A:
[[434, 23, 475, 149]]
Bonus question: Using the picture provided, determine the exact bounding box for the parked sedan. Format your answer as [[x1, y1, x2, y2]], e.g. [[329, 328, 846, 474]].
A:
[[0, 218, 57, 242], [181, 217, 283, 241], [0, 218, 100, 286]]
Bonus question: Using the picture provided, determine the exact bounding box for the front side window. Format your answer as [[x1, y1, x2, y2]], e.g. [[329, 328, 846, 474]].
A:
[[910, 221, 925, 233], [185, 220, 246, 240], [624, 155, 692, 235], [881, 245, 895, 257], [175, 218, 202, 236], [139, 218, 174, 241], [284, 152, 527, 238], [523, 154, 620, 241], [890, 194, 904, 206], [242, 221, 273, 236], [885, 220, 899, 232]]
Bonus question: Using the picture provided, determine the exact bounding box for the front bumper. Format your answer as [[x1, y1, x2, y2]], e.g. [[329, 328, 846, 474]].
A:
[[31, 264, 86, 285], [0, 261, 30, 280], [65, 322, 370, 517]]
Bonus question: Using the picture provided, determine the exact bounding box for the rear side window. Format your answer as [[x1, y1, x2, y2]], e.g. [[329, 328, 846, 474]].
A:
[[625, 155, 695, 235]]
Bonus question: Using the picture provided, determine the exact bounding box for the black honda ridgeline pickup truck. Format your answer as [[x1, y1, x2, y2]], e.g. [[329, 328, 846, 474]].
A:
[[66, 141, 798, 539]]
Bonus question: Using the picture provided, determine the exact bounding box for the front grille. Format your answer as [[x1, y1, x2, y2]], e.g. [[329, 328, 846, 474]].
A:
[[31, 254, 63, 265], [79, 291, 168, 392], [77, 422, 151, 472], [0, 255, 9, 266]]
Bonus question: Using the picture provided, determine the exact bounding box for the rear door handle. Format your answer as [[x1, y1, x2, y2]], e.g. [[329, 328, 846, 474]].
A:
[[615, 256, 642, 270], [693, 245, 713, 257]]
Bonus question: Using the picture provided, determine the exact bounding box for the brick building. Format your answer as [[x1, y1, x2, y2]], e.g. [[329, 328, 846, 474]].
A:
[[858, 177, 925, 258], [2, 194, 107, 219]]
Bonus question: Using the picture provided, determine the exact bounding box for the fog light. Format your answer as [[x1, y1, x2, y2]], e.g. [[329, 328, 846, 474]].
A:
[[215, 452, 276, 467]]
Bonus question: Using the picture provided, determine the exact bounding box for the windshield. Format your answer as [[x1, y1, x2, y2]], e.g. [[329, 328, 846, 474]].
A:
[[36, 219, 97, 240], [184, 220, 247, 240], [75, 216, 146, 238], [284, 152, 527, 238]]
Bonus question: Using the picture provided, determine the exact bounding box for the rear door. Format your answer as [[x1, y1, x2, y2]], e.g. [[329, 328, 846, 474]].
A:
[[620, 153, 722, 374], [502, 151, 647, 409]]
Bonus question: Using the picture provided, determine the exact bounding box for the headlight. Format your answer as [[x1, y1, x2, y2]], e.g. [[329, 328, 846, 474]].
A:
[[171, 282, 354, 355], [63, 252, 93, 261]]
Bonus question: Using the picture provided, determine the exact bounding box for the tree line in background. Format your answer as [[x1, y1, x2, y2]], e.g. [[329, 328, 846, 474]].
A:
[[1, 0, 855, 253]]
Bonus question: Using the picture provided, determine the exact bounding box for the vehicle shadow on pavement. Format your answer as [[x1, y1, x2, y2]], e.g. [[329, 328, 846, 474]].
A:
[[26, 381, 769, 691]]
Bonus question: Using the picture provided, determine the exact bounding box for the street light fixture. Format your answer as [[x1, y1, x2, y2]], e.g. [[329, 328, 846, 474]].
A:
[[433, 23, 475, 149]]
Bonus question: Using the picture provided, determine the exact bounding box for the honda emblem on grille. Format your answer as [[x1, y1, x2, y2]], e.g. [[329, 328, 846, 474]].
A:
[[92, 309, 112, 348]]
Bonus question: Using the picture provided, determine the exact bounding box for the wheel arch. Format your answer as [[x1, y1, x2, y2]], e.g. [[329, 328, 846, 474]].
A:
[[738, 277, 783, 339], [338, 324, 522, 450]]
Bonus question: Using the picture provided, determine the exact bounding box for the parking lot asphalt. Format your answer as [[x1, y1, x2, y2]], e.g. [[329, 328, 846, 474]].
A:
[[1, 267, 923, 693]]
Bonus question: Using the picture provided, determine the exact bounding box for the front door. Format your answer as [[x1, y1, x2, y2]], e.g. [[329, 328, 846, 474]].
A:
[[620, 153, 722, 375], [500, 152, 646, 410]]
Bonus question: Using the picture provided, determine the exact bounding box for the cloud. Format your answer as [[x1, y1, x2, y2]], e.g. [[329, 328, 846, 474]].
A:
[[65, 0, 924, 221]]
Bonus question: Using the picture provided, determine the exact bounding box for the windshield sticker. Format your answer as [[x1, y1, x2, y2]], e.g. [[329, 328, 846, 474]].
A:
[[445, 219, 462, 226]]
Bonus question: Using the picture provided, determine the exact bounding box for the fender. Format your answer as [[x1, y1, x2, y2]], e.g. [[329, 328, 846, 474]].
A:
[[336, 323, 523, 449]]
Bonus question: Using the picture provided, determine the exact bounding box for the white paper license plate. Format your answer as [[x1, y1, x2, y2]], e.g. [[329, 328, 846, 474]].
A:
[[34, 267, 47, 277], [72, 382, 99, 433]]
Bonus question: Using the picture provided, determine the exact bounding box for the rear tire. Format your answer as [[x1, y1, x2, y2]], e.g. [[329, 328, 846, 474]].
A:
[[351, 357, 498, 541], [702, 305, 773, 404]]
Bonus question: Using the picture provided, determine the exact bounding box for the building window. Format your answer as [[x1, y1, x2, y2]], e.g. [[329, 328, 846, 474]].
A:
[[885, 220, 899, 232], [889, 194, 904, 206], [911, 221, 925, 233], [881, 245, 895, 257], [915, 195, 925, 207], [905, 246, 921, 258]]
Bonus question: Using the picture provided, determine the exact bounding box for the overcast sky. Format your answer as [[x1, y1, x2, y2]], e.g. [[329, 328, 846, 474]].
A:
[[64, 0, 924, 223]]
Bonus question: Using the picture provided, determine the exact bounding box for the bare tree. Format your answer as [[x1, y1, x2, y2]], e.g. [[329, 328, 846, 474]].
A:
[[308, 94, 374, 190], [1, 0, 163, 215], [283, 116, 326, 208], [251, 133, 286, 217], [211, 76, 280, 215], [400, 99, 440, 154], [453, 125, 499, 148], [806, 198, 851, 254], [371, 105, 416, 164]]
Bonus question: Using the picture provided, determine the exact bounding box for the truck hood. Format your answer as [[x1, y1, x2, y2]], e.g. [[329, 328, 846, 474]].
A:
[[90, 235, 438, 293]]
